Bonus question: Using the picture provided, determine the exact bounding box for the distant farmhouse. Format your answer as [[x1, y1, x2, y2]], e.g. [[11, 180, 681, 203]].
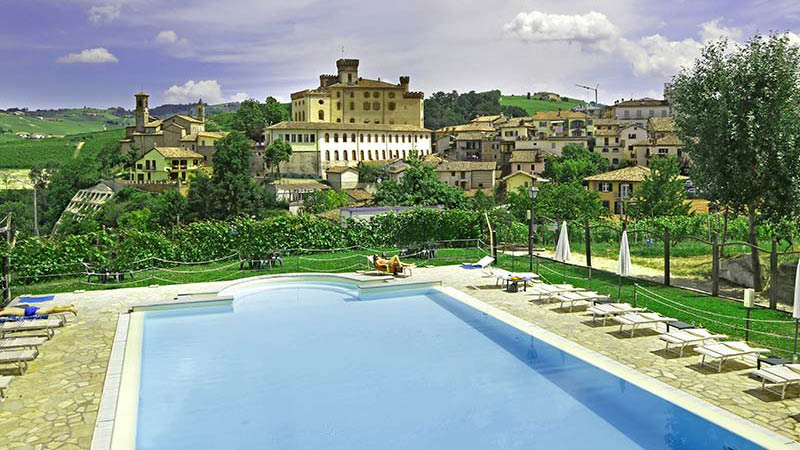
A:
[[533, 92, 561, 101]]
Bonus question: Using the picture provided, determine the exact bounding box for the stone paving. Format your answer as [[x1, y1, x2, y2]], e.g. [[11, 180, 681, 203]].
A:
[[0, 267, 798, 449]]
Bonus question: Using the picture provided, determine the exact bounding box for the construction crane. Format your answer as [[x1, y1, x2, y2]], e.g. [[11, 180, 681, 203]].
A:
[[575, 83, 599, 104]]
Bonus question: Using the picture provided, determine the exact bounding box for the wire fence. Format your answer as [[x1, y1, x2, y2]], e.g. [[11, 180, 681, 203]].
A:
[[3, 239, 490, 304], [492, 249, 799, 359]]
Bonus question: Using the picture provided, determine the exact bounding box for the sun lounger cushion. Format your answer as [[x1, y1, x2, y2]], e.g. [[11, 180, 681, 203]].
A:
[[0, 337, 47, 350]]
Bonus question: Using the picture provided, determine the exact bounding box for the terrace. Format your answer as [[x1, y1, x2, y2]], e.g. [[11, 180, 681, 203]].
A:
[[2, 259, 800, 448]]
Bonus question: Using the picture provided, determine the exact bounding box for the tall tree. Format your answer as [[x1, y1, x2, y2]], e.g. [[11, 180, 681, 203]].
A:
[[231, 99, 268, 140], [264, 139, 293, 179], [627, 157, 690, 218], [373, 161, 468, 209], [670, 34, 800, 293], [543, 144, 608, 183]]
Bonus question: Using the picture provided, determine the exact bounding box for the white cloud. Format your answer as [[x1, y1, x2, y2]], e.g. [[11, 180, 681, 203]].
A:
[[163, 80, 245, 104], [229, 92, 249, 103], [699, 19, 742, 43], [56, 47, 119, 64], [88, 4, 121, 24], [618, 35, 704, 77], [504, 11, 618, 43], [155, 30, 189, 46], [785, 31, 800, 47]]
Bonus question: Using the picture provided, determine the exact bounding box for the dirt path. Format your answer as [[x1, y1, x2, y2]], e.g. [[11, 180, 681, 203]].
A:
[[73, 141, 85, 158]]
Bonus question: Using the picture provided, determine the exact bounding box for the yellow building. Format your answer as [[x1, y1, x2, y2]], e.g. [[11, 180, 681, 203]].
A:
[[532, 110, 594, 138], [290, 59, 424, 127], [129, 147, 203, 184], [501, 171, 547, 194], [120, 93, 226, 163], [584, 166, 652, 216]]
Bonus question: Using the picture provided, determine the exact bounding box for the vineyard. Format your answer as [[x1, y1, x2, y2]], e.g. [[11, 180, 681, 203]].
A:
[[0, 128, 124, 169]]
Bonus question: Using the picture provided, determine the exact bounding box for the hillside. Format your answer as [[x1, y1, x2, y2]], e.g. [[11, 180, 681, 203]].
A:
[[500, 95, 586, 116], [0, 128, 125, 169], [149, 102, 240, 118], [0, 108, 132, 136]]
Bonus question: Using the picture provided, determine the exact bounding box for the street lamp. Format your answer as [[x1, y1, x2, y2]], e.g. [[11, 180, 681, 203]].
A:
[[528, 185, 539, 271]]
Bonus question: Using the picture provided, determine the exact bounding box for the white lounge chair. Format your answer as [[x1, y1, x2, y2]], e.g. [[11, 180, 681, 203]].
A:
[[658, 328, 728, 356], [0, 349, 38, 374], [0, 337, 48, 351], [462, 256, 494, 269], [0, 318, 63, 340], [0, 375, 11, 400], [554, 291, 610, 312], [752, 364, 800, 399], [528, 284, 583, 302], [613, 312, 676, 337], [585, 303, 646, 325], [695, 341, 770, 372], [488, 268, 538, 289]]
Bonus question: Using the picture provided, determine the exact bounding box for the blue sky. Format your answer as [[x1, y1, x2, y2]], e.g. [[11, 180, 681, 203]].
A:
[[1, 0, 799, 109]]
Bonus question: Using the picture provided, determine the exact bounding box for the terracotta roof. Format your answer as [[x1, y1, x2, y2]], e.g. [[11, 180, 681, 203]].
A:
[[654, 135, 683, 146], [533, 110, 591, 120], [454, 131, 492, 140], [152, 147, 203, 159], [473, 114, 503, 122], [593, 118, 619, 126], [498, 117, 531, 128], [435, 161, 496, 172], [268, 121, 430, 132], [510, 150, 542, 163], [316, 208, 342, 221], [173, 114, 204, 123], [388, 165, 408, 173], [436, 123, 495, 133], [648, 117, 676, 133], [326, 165, 358, 174], [268, 181, 330, 190], [594, 129, 618, 137], [501, 171, 548, 182], [344, 189, 373, 202], [198, 131, 226, 138], [614, 98, 669, 107], [584, 166, 652, 182]]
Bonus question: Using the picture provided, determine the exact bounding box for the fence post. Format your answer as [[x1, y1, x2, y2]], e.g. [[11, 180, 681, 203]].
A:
[[633, 283, 638, 308], [1, 255, 9, 306], [584, 219, 592, 268], [492, 231, 498, 262], [663, 227, 670, 286], [712, 234, 720, 297], [535, 254, 539, 275], [588, 266, 592, 290], [770, 240, 778, 309]]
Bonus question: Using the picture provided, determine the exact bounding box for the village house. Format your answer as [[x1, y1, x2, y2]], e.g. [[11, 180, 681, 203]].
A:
[[584, 166, 652, 216], [509, 150, 544, 176], [501, 171, 548, 195], [434, 161, 496, 190], [532, 110, 594, 138], [325, 166, 359, 190], [611, 98, 671, 126], [129, 147, 203, 184], [533, 92, 561, 101]]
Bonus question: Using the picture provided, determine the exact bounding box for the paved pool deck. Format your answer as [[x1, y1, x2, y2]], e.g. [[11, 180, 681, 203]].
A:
[[1, 266, 799, 449]]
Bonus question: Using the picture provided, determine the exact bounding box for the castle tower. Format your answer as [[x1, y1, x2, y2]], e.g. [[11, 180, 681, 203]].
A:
[[196, 98, 205, 122], [336, 59, 359, 85], [134, 92, 149, 132]]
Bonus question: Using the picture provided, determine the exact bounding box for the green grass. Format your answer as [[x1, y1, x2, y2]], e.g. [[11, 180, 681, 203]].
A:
[[0, 109, 131, 136], [0, 129, 124, 169], [494, 252, 798, 358], [500, 95, 586, 116]]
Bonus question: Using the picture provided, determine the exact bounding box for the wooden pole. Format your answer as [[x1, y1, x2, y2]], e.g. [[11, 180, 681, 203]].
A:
[[712, 234, 720, 297], [584, 219, 592, 268], [770, 240, 778, 309], [664, 227, 670, 286]]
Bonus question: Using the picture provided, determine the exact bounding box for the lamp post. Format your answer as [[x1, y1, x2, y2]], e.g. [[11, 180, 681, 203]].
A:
[[528, 185, 539, 271]]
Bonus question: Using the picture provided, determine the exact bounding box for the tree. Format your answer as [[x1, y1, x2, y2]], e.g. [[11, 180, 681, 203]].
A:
[[506, 182, 605, 224], [303, 189, 350, 214], [357, 162, 389, 183], [373, 160, 468, 209], [151, 189, 188, 228], [628, 157, 691, 219], [231, 99, 268, 140], [41, 157, 101, 231], [264, 139, 293, 179], [543, 144, 608, 183], [263, 96, 289, 125], [501, 105, 528, 117], [670, 34, 800, 294]]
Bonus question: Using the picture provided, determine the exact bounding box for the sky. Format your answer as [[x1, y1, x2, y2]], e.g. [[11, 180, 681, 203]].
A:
[[1, 0, 800, 109]]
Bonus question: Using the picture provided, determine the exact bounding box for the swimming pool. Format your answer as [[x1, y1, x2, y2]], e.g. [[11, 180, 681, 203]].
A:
[[115, 277, 785, 449]]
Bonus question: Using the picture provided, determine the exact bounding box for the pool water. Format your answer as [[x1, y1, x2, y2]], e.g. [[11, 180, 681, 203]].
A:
[[135, 282, 768, 449]]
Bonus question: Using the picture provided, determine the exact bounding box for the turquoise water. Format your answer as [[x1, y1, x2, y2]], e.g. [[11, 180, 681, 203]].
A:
[[136, 282, 768, 449]]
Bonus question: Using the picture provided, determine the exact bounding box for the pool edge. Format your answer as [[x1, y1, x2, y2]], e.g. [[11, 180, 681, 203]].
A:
[[438, 286, 800, 450]]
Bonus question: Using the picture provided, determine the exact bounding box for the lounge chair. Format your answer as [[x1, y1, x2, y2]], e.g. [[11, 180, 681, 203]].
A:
[[0, 337, 48, 351], [0, 375, 11, 400], [0, 349, 38, 374], [658, 328, 727, 356], [554, 291, 610, 312], [613, 312, 676, 337], [488, 268, 538, 289], [0, 318, 63, 340], [695, 341, 770, 372], [585, 303, 646, 325], [528, 284, 583, 302], [462, 256, 494, 269], [752, 364, 800, 399]]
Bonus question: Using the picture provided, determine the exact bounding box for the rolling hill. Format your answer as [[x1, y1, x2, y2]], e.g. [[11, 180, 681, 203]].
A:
[[500, 95, 587, 116], [0, 108, 132, 136]]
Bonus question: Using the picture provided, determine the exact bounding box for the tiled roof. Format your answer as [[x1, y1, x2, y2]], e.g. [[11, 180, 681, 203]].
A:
[[584, 166, 652, 182], [326, 165, 358, 174], [436, 123, 495, 133], [435, 161, 496, 172], [269, 181, 330, 190], [654, 135, 683, 146], [173, 114, 204, 124], [501, 171, 548, 182], [533, 110, 591, 120], [454, 131, 492, 140], [594, 129, 618, 137], [473, 114, 503, 122], [648, 117, 676, 133], [510, 150, 542, 163], [268, 121, 430, 132], [593, 118, 619, 126], [614, 98, 669, 107], [153, 147, 203, 159], [344, 189, 373, 202]]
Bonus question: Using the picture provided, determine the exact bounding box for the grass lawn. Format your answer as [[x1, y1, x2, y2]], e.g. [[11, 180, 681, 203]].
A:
[[494, 252, 798, 358], [500, 95, 586, 116]]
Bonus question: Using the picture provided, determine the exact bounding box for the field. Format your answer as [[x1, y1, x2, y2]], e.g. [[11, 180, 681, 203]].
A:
[[0, 109, 132, 136], [0, 128, 125, 169], [0, 169, 33, 189], [500, 95, 586, 115]]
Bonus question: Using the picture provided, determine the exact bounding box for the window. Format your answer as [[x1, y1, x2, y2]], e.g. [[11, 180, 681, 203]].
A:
[[291, 134, 296, 143], [334, 133, 339, 143], [348, 74, 352, 83], [658, 148, 668, 155], [516, 164, 521, 170], [382, 150, 386, 159], [324, 133, 330, 143], [343, 151, 348, 160], [648, 109, 654, 117], [381, 134, 385, 143], [360, 150, 365, 160], [402, 149, 407, 158], [351, 133, 355, 142], [349, 118, 355, 123], [318, 99, 324, 105], [318, 110, 324, 120], [336, 91, 341, 98], [539, 121, 547, 127], [349, 91, 354, 98], [389, 92, 395, 98], [336, 101, 341, 110], [602, 201, 610, 209], [325, 150, 330, 160], [364, 92, 370, 98], [363, 102, 370, 110], [373, 91, 379, 98], [612, 158, 619, 165], [604, 137, 609, 145], [368, 150, 373, 160], [360, 134, 364, 142], [600, 183, 612, 192], [373, 102, 380, 110], [367, 134, 372, 143], [334, 150, 339, 161], [388, 135, 393, 143], [401, 135, 406, 143], [350, 102, 355, 111], [624, 110, 630, 118], [342, 133, 347, 143]]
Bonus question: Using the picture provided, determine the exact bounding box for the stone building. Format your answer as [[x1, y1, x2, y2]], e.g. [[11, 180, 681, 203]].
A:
[[289, 59, 424, 127]]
